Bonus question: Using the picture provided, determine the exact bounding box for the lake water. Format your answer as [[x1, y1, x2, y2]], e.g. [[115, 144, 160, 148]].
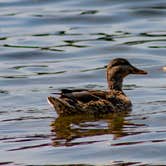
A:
[[0, 0, 166, 165]]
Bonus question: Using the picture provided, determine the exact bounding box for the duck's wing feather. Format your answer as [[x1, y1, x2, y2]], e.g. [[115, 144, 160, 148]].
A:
[[59, 89, 108, 103]]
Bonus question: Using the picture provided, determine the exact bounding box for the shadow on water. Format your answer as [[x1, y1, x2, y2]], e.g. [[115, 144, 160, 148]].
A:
[[50, 112, 145, 147]]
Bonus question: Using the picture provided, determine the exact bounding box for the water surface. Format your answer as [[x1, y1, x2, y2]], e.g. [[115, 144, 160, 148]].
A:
[[0, 0, 166, 165]]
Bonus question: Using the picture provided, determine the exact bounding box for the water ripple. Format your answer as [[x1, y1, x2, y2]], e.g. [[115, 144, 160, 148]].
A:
[[0, 0, 166, 165]]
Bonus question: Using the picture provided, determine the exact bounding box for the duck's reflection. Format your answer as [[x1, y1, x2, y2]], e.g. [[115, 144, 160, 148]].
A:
[[50, 112, 134, 147]]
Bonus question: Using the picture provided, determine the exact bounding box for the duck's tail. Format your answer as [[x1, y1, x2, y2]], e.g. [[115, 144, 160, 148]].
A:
[[47, 96, 79, 116]]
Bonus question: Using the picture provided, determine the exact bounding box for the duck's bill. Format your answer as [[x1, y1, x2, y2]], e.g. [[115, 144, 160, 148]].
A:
[[131, 66, 148, 75]]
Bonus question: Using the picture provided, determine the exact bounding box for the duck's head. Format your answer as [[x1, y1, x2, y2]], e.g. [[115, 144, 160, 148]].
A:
[[107, 58, 147, 91]]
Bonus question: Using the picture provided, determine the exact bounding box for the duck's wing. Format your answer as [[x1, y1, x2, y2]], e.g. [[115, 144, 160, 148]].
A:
[[59, 89, 107, 103], [48, 89, 106, 115]]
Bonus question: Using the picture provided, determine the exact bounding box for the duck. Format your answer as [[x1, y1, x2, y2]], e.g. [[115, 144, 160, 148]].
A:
[[47, 58, 147, 116]]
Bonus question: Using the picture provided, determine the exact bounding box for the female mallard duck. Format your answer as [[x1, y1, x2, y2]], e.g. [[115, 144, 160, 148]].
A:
[[48, 58, 147, 116]]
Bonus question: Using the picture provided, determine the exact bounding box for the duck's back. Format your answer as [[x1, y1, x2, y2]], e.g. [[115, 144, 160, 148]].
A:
[[47, 89, 132, 116]]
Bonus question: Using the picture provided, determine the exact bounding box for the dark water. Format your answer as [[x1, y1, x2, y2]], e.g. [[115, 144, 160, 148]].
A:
[[1, 0, 166, 165]]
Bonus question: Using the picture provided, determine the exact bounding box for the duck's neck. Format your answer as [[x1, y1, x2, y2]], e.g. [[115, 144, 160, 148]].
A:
[[107, 72, 123, 91]]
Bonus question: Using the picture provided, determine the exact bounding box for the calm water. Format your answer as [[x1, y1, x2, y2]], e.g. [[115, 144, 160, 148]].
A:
[[0, 0, 166, 165]]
